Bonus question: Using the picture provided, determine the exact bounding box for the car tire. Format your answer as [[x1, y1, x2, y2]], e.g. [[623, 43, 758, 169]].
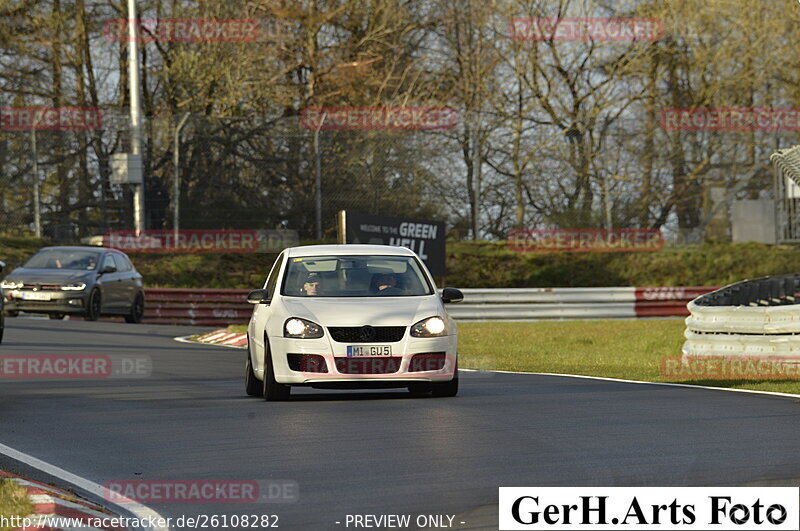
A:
[[49, 313, 66, 320], [262, 335, 290, 401], [125, 292, 145, 324], [84, 289, 101, 321], [431, 364, 459, 397], [407, 383, 432, 396], [245, 335, 264, 397], [0, 311, 4, 344], [4, 311, 18, 318]]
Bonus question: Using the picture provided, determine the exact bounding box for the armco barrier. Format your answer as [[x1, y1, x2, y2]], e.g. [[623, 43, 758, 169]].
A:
[[139, 286, 716, 326], [683, 274, 800, 358]]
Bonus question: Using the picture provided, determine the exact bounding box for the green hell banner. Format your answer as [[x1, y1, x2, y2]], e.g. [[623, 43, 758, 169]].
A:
[[341, 212, 446, 276]]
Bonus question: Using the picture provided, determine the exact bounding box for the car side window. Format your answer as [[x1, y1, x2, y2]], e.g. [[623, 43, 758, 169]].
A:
[[102, 255, 116, 272], [122, 255, 135, 272], [264, 253, 284, 300], [112, 254, 127, 272]]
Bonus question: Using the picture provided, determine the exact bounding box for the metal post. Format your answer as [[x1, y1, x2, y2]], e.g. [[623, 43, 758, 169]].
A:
[[603, 175, 612, 229], [173, 112, 190, 240], [30, 129, 41, 238], [128, 0, 145, 234], [313, 112, 327, 240]]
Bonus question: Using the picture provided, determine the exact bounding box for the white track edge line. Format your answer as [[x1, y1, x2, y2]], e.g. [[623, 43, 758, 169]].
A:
[[461, 369, 800, 400], [174, 336, 246, 349], [0, 442, 169, 531]]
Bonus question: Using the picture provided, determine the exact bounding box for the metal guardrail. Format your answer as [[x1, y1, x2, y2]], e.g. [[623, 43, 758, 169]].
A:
[[139, 286, 715, 326], [683, 275, 800, 358]]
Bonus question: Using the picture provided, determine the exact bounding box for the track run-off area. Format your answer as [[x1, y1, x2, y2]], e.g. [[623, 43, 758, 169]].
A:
[[2, 318, 800, 530]]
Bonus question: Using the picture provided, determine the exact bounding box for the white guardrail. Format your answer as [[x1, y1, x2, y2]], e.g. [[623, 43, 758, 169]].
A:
[[446, 287, 710, 321], [136, 286, 712, 325], [682, 275, 800, 358]]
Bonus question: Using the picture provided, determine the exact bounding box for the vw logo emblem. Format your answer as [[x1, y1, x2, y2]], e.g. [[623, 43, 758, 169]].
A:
[[360, 325, 376, 341]]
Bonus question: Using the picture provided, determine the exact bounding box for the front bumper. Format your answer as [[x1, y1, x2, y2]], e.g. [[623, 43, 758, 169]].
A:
[[268, 333, 458, 385], [3, 289, 88, 314]]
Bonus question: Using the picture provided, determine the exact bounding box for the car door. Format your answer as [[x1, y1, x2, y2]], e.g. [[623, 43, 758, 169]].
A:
[[97, 253, 123, 311], [249, 252, 285, 373], [112, 253, 135, 308]]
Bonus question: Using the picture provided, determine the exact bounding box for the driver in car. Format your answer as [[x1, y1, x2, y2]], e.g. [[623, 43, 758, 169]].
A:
[[374, 273, 404, 295], [303, 272, 322, 296]]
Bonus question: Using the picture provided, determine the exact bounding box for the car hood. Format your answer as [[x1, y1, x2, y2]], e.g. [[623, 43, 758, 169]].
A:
[[5, 268, 94, 284], [282, 295, 441, 326]]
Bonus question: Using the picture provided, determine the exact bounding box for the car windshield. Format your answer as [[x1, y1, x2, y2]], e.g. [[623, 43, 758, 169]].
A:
[[282, 255, 433, 297], [24, 249, 100, 271]]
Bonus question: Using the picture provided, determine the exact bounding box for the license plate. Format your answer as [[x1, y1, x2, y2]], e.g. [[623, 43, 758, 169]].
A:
[[347, 345, 392, 357], [22, 292, 51, 301]]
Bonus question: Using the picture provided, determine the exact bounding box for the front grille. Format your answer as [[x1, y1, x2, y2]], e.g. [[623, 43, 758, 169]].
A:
[[22, 284, 61, 291], [328, 326, 406, 343], [335, 357, 402, 374]]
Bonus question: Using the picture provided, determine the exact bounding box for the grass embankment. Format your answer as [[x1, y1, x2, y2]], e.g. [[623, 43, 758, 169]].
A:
[[0, 478, 32, 531], [224, 320, 800, 395], [4, 237, 800, 288]]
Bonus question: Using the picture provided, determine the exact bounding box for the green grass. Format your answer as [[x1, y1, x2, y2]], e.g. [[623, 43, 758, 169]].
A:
[[458, 320, 800, 394], [0, 479, 32, 531], [214, 320, 800, 395]]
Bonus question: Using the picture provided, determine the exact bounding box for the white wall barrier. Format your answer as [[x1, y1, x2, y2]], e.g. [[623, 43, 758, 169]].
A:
[[682, 274, 800, 358]]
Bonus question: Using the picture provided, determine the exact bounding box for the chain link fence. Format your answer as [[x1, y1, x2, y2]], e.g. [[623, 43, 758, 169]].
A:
[[0, 112, 459, 242], [1, 108, 797, 244]]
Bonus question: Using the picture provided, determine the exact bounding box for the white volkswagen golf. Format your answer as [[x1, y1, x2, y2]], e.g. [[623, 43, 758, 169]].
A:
[[245, 244, 463, 400]]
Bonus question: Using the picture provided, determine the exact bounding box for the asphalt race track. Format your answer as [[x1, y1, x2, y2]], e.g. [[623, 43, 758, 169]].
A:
[[3, 318, 800, 530]]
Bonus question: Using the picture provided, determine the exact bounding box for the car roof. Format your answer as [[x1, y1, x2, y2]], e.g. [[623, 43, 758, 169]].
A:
[[284, 244, 416, 258], [39, 246, 123, 254]]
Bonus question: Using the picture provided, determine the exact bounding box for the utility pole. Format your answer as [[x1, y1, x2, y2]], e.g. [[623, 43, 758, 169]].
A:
[[30, 127, 41, 238], [173, 112, 190, 240], [313, 112, 327, 240], [128, 0, 145, 234]]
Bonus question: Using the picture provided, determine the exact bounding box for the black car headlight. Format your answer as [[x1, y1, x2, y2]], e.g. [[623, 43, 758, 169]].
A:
[[284, 318, 324, 339], [410, 316, 447, 337]]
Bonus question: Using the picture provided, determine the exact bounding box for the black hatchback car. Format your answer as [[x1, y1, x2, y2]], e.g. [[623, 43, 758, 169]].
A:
[[1, 246, 145, 322]]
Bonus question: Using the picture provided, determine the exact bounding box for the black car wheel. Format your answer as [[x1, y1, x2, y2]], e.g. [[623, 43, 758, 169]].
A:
[[4, 310, 18, 317], [125, 292, 145, 323], [431, 369, 459, 398], [245, 336, 263, 397], [49, 313, 66, 320], [84, 288, 101, 321], [262, 335, 290, 401], [0, 310, 4, 344]]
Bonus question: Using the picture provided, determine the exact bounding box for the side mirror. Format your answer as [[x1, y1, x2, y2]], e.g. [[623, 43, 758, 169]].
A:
[[247, 289, 270, 304], [441, 287, 464, 304], [100, 265, 116, 274]]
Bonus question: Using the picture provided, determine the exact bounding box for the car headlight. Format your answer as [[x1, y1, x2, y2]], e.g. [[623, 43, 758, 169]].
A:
[[411, 316, 447, 337], [0, 280, 23, 289], [61, 283, 86, 291], [284, 318, 324, 339]]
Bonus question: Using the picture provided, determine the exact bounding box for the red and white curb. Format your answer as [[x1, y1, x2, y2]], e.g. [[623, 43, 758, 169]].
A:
[[175, 329, 247, 349], [1, 471, 124, 531]]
